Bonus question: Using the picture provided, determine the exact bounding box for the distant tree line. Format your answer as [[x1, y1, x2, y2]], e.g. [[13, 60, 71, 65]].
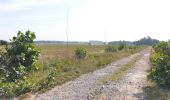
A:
[[133, 36, 159, 45], [108, 40, 133, 45], [0, 40, 8, 45], [27, 36, 160, 46], [108, 36, 159, 46]]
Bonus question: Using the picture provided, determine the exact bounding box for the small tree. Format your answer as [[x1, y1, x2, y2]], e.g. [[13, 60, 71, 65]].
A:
[[0, 30, 40, 81]]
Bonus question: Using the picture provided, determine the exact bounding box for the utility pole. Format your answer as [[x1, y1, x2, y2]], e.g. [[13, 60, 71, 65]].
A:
[[66, 7, 69, 47], [104, 27, 107, 45]]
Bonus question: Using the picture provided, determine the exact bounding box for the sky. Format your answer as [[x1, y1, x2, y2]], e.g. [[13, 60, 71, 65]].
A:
[[0, 0, 170, 42]]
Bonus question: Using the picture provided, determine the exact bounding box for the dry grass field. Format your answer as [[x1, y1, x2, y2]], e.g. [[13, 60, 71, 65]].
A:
[[37, 45, 105, 63]]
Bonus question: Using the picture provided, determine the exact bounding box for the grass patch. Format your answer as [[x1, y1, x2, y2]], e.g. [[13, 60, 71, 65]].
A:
[[143, 82, 170, 100], [102, 54, 141, 84]]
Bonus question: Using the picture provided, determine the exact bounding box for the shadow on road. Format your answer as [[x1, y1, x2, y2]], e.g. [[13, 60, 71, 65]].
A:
[[134, 84, 170, 100]]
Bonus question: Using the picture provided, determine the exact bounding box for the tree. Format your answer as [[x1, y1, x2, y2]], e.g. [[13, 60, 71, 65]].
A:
[[134, 36, 159, 45]]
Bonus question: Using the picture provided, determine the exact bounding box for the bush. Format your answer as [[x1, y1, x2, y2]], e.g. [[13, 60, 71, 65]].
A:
[[0, 80, 33, 98], [0, 82, 15, 98], [148, 42, 170, 87], [74, 48, 87, 59], [0, 30, 40, 81], [105, 45, 117, 52], [118, 43, 126, 50], [0, 30, 40, 98]]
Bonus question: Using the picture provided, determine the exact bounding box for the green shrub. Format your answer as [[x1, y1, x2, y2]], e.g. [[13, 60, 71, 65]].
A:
[[148, 42, 170, 87], [118, 43, 126, 50], [0, 30, 40, 98], [74, 48, 87, 59], [0, 82, 15, 98], [105, 45, 117, 52], [0, 80, 33, 98], [15, 80, 33, 96], [0, 30, 40, 81]]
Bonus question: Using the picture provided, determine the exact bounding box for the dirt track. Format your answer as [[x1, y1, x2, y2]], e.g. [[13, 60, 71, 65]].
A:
[[95, 48, 151, 100], [32, 48, 151, 100]]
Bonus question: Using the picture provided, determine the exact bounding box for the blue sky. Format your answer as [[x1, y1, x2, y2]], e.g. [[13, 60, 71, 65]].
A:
[[1, 0, 170, 41]]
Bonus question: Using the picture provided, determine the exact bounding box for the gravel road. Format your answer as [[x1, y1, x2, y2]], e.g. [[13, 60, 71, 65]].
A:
[[95, 48, 151, 100], [32, 48, 151, 100]]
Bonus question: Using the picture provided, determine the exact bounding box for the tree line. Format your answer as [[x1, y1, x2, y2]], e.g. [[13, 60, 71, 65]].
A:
[[133, 36, 159, 45], [0, 40, 8, 45], [108, 36, 159, 46], [0, 36, 162, 46]]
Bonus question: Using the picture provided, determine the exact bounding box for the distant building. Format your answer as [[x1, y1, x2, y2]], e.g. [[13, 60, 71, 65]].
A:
[[89, 40, 105, 45]]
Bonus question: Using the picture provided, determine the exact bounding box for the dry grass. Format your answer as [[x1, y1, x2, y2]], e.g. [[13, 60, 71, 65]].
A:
[[0, 45, 5, 52], [37, 45, 105, 63]]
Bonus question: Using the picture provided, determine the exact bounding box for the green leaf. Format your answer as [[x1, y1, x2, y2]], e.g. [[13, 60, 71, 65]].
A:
[[30, 33, 36, 40], [17, 31, 23, 37]]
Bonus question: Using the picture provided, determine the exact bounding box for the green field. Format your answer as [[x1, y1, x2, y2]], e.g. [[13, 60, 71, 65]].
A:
[[0, 44, 144, 98]]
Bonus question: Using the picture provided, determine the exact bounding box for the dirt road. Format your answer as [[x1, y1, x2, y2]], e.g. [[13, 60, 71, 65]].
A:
[[95, 48, 151, 100], [33, 48, 151, 100]]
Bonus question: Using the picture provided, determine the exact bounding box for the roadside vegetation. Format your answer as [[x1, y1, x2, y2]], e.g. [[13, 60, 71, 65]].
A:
[[147, 41, 170, 99], [0, 31, 40, 98], [0, 31, 144, 99], [148, 41, 170, 86]]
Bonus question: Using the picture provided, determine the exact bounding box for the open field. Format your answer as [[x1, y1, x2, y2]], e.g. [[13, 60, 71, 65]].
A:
[[0, 44, 145, 98], [30, 45, 144, 91], [37, 45, 105, 62], [34, 47, 150, 100]]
